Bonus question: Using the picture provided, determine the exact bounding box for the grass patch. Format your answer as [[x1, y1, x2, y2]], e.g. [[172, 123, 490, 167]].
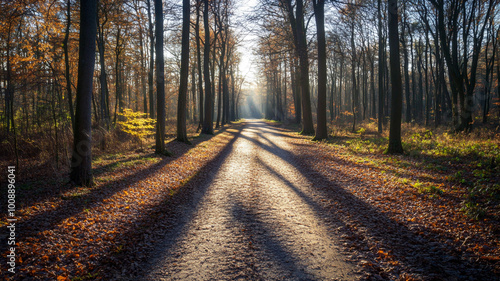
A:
[[324, 120, 499, 219], [61, 188, 92, 200]]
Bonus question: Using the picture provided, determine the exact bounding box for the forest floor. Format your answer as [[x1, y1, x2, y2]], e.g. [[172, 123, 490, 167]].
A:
[[1, 119, 499, 280]]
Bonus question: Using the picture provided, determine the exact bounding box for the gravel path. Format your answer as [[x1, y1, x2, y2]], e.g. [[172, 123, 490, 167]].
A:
[[141, 120, 358, 280]]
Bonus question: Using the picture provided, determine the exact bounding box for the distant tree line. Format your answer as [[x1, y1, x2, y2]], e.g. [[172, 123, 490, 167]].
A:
[[255, 0, 500, 144]]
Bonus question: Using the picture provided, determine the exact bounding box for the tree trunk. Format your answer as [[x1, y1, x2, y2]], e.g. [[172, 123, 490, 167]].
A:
[[296, 0, 314, 135], [147, 0, 155, 119], [291, 55, 301, 124], [216, 28, 225, 128], [350, 21, 357, 132], [230, 67, 236, 121], [191, 65, 197, 123], [63, 0, 75, 131], [177, 0, 190, 143], [195, 0, 204, 131], [377, 0, 384, 133], [155, 0, 166, 153], [387, 0, 404, 154], [313, 0, 327, 140], [201, 0, 214, 134], [223, 73, 230, 124], [70, 0, 97, 186], [96, 7, 110, 129], [417, 39, 424, 123], [114, 27, 123, 122], [138, 11, 148, 115], [402, 21, 411, 122], [284, 0, 314, 134]]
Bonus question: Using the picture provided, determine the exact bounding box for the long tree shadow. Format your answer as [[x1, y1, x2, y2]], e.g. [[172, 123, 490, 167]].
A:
[[251, 125, 498, 280], [292, 141, 468, 197], [229, 200, 313, 280], [245, 121, 304, 139], [234, 123, 496, 279], [98, 125, 243, 280], [2, 125, 241, 257]]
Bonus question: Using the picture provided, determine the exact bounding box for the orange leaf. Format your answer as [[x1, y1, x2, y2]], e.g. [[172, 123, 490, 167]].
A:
[[481, 256, 500, 262]]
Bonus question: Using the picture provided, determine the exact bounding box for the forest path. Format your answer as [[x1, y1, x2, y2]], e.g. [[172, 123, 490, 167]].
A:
[[141, 120, 358, 281]]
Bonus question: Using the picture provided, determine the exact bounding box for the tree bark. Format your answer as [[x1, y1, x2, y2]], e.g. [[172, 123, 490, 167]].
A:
[[63, 0, 75, 131], [387, 0, 404, 154], [177, 0, 190, 143], [70, 0, 97, 186], [201, 0, 214, 134], [377, 0, 384, 133], [147, 0, 155, 119], [195, 0, 204, 131], [350, 21, 357, 132], [284, 0, 314, 135], [313, 0, 327, 140], [154, 0, 166, 153], [96, 3, 110, 129]]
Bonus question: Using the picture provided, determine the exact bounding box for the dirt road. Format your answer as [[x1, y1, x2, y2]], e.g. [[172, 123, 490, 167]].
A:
[[141, 120, 358, 280]]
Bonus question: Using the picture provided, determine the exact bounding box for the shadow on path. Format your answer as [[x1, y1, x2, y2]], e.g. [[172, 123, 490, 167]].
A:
[[103, 126, 243, 279], [248, 122, 496, 280]]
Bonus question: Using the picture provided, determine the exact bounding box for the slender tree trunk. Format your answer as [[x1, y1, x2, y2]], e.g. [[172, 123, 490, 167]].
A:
[[230, 67, 236, 121], [402, 23, 411, 122], [417, 39, 424, 123], [211, 22, 217, 121], [369, 46, 376, 119], [114, 27, 124, 121], [424, 26, 430, 126], [147, 0, 155, 119], [377, 0, 384, 133], [284, 59, 288, 121], [223, 72, 230, 124], [483, 22, 496, 123], [338, 56, 344, 118], [195, 0, 204, 131], [191, 65, 197, 123], [63, 0, 75, 130], [201, 0, 213, 134], [177, 0, 190, 143], [387, 0, 403, 154], [70, 0, 97, 186], [284, 0, 313, 134], [350, 22, 357, 132], [313, 0, 327, 140], [216, 31, 225, 128], [362, 49, 368, 120], [409, 31, 417, 121], [291, 55, 301, 124], [96, 8, 110, 129], [330, 71, 335, 121], [154, 0, 166, 153], [296, 0, 314, 135], [138, 15, 148, 115]]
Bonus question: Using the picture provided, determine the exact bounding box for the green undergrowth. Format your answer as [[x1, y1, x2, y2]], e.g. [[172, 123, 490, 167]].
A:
[[323, 121, 500, 220]]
